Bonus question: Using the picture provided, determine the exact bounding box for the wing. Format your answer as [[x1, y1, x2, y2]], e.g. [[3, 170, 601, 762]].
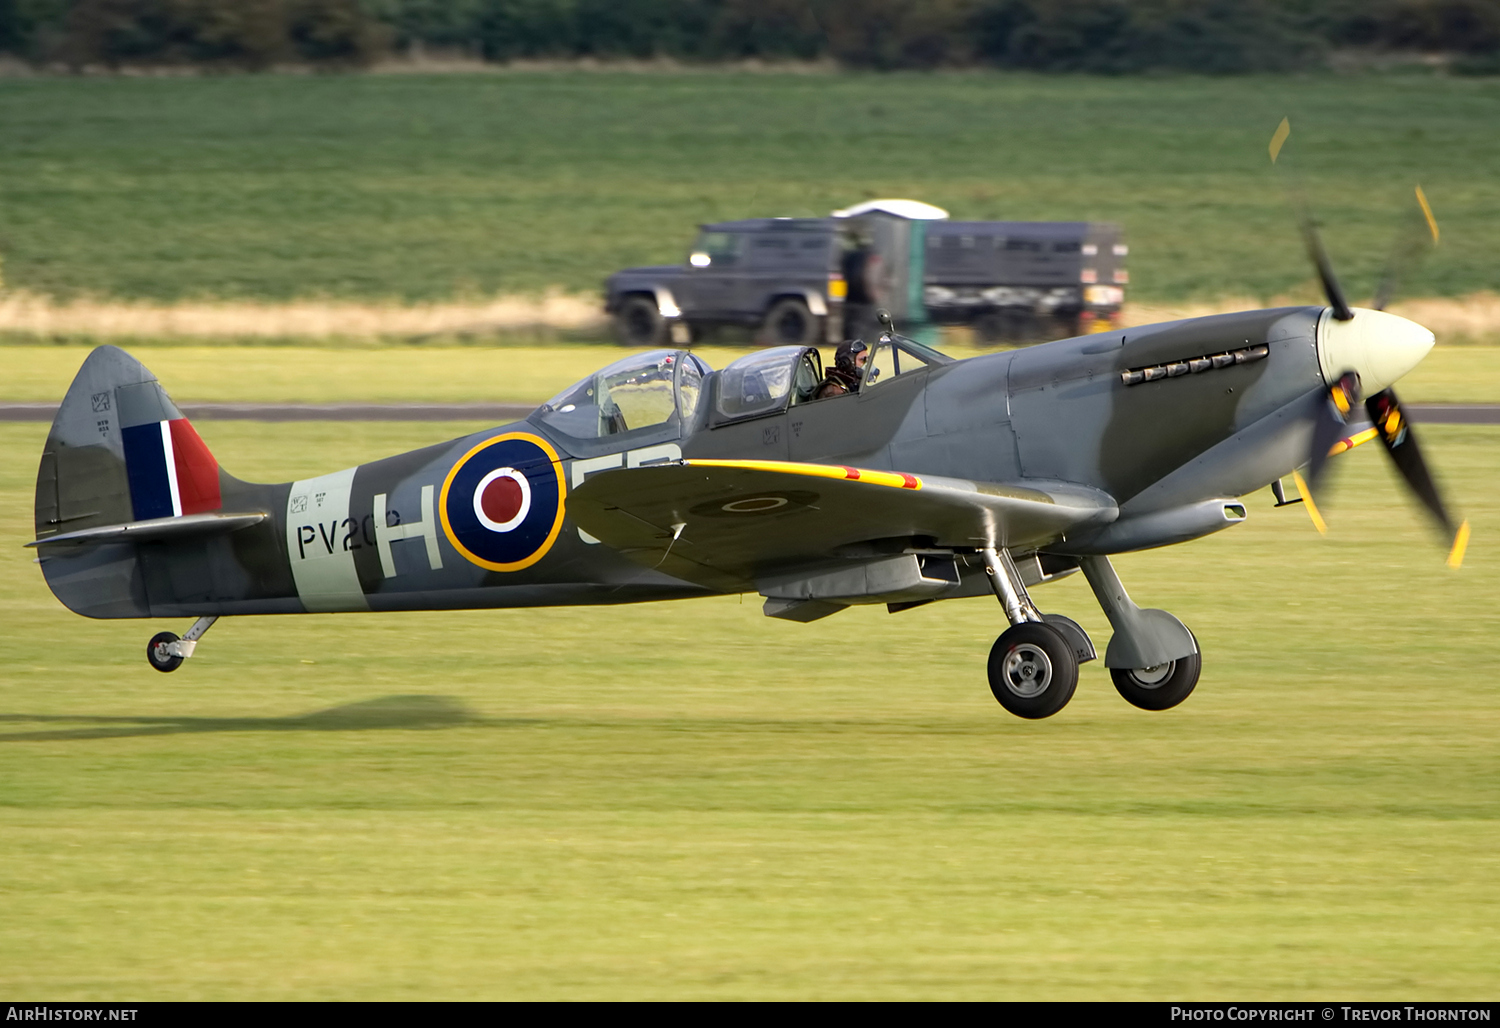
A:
[[568, 458, 1117, 591]]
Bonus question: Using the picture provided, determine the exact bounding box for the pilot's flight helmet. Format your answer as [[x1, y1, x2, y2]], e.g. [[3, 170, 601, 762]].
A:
[[835, 338, 868, 371]]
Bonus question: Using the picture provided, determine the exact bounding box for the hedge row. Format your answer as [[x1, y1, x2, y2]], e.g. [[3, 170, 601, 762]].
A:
[[3, 0, 1498, 71]]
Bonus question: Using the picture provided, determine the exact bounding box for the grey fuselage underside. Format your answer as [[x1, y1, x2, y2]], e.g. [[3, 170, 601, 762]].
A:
[[36, 307, 1326, 619]]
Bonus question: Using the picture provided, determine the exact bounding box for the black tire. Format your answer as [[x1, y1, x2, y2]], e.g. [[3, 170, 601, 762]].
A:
[[987, 621, 1079, 720], [761, 298, 819, 346], [147, 631, 183, 673], [614, 296, 666, 347], [1110, 643, 1201, 711]]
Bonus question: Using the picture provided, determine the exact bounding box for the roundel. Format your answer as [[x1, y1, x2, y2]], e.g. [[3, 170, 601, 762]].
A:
[[689, 489, 818, 519], [440, 432, 565, 572]]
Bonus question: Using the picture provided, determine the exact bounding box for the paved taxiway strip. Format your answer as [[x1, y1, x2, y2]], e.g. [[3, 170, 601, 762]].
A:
[[1401, 404, 1500, 424], [1, 402, 1496, 423]]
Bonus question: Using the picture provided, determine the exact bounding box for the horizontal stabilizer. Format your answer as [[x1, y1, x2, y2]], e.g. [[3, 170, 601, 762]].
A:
[[27, 511, 266, 549]]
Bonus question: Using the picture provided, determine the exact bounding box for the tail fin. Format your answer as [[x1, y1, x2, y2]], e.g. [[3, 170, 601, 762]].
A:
[[34, 345, 225, 544]]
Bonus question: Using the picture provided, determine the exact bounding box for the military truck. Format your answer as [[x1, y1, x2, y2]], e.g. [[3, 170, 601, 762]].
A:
[[603, 200, 1126, 347]]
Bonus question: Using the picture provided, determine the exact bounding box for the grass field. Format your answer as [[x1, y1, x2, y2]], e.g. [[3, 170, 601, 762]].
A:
[[1, 72, 1499, 306], [2, 411, 1498, 998], [7, 340, 1500, 405]]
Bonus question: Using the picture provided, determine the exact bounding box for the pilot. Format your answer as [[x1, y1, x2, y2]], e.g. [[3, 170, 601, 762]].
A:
[[816, 339, 869, 399]]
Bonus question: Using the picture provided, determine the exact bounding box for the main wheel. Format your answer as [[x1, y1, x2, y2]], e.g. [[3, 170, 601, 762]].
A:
[[147, 631, 183, 673], [761, 298, 818, 346], [1110, 643, 1201, 711], [614, 296, 666, 346], [987, 622, 1079, 720]]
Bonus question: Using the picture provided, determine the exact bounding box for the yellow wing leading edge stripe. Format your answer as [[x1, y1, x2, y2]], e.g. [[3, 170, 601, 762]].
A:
[[683, 459, 922, 491]]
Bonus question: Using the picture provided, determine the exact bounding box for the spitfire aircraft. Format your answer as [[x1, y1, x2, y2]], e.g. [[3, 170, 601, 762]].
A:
[[28, 174, 1465, 720]]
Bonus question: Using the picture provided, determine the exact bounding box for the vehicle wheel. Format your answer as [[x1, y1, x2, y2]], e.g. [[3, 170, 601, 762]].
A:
[[147, 631, 183, 673], [614, 296, 666, 346], [761, 298, 818, 346], [1110, 641, 1201, 711], [987, 621, 1079, 720]]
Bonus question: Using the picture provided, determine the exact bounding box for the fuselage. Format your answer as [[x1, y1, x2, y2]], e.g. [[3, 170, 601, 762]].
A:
[[36, 305, 1433, 620]]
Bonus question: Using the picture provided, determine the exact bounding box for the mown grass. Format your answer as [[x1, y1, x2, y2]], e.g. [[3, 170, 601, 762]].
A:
[[7, 340, 1500, 405], [1, 72, 1498, 305], [1, 415, 1497, 999]]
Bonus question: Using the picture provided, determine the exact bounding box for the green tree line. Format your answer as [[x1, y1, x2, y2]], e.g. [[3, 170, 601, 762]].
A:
[[1, 0, 1497, 71]]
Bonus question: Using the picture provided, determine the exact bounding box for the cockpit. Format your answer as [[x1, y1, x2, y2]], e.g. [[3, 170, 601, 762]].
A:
[[711, 335, 953, 425], [532, 349, 710, 448], [530, 334, 954, 450], [714, 346, 817, 420]]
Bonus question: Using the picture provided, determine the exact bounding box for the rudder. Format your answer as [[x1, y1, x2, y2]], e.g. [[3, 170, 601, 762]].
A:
[[35, 345, 225, 541], [33, 346, 239, 618]]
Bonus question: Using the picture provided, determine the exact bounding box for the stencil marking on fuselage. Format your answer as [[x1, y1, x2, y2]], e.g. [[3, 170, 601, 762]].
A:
[[287, 466, 370, 612]]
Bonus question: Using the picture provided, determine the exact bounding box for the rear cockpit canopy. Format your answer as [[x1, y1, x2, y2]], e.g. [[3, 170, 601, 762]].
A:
[[709, 336, 953, 427], [714, 346, 820, 422], [533, 349, 711, 446]]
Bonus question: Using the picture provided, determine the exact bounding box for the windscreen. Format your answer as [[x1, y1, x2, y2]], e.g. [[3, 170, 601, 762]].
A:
[[537, 350, 686, 440], [689, 231, 744, 268]]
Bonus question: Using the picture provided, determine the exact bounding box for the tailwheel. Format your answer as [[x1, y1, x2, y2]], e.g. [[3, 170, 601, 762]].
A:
[[1110, 640, 1201, 711], [987, 621, 1079, 720], [147, 631, 183, 673]]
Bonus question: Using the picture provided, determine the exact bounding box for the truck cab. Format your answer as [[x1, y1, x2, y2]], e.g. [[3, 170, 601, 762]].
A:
[[605, 218, 845, 348]]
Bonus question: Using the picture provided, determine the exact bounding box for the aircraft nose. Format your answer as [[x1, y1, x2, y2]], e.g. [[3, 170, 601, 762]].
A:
[[1317, 307, 1435, 394]]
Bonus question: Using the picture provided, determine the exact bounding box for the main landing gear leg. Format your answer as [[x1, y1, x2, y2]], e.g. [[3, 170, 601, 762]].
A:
[[146, 616, 219, 674], [1077, 555, 1201, 711], [980, 548, 1093, 720]]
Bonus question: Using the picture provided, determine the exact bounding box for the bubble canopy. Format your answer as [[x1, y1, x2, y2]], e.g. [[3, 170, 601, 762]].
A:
[[533, 349, 711, 442]]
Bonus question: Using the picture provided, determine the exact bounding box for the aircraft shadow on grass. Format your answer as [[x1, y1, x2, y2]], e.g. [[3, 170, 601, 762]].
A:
[[0, 694, 518, 742]]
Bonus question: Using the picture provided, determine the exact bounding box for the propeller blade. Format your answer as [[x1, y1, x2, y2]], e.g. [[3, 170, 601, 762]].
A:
[[1290, 469, 1328, 535], [1364, 387, 1469, 565], [1268, 122, 1463, 563], [1373, 185, 1441, 312], [1300, 211, 1355, 322], [1268, 116, 1354, 321], [1269, 117, 1291, 163], [1365, 388, 1449, 530], [1308, 371, 1362, 491], [1416, 183, 1441, 244]]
